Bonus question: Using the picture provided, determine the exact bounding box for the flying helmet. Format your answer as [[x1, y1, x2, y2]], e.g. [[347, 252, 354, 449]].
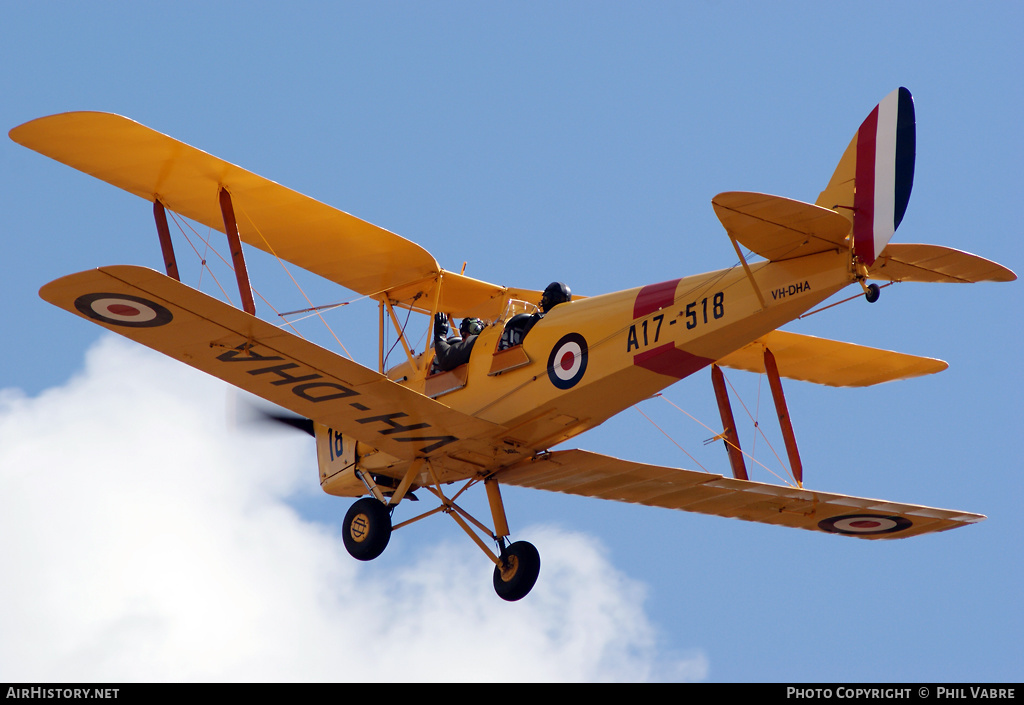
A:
[[460, 317, 484, 337], [540, 282, 571, 312]]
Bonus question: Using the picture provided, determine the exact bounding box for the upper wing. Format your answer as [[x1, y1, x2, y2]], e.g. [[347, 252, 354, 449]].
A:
[[497, 449, 984, 539], [13, 112, 535, 319], [715, 330, 947, 387], [870, 243, 1017, 283], [39, 265, 518, 468]]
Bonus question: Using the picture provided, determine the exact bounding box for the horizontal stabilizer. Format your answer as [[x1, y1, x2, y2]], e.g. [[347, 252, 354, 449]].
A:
[[712, 192, 850, 261], [715, 330, 946, 387], [39, 265, 507, 463], [870, 243, 1017, 283], [498, 449, 983, 540]]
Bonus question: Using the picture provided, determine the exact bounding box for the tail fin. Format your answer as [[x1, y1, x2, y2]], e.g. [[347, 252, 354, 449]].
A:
[[816, 88, 916, 266]]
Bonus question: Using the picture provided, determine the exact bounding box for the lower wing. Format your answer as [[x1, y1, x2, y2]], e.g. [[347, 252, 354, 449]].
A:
[[39, 265, 507, 464], [497, 449, 983, 539]]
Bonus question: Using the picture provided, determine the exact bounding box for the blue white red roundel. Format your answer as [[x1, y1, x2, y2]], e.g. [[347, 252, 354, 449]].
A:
[[74, 293, 173, 328], [817, 514, 912, 536], [547, 333, 588, 389]]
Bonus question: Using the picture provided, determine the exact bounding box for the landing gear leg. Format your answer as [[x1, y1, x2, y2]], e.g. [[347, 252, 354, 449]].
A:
[[485, 478, 540, 600], [409, 472, 543, 600], [855, 259, 881, 303]]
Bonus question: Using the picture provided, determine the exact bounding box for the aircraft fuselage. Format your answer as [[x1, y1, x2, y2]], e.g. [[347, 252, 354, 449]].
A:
[[406, 249, 853, 456]]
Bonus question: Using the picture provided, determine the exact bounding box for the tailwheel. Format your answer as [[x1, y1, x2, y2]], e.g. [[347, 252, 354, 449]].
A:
[[864, 282, 881, 303], [343, 497, 392, 561], [493, 540, 541, 602]]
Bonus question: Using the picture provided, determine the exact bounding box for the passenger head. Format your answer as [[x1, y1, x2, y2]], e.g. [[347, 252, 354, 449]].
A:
[[460, 318, 484, 337], [540, 282, 571, 312]]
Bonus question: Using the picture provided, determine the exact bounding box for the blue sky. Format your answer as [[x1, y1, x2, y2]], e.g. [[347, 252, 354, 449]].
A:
[[2, 2, 1021, 682]]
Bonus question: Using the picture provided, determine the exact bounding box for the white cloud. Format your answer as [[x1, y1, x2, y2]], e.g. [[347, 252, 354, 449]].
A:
[[0, 337, 707, 682]]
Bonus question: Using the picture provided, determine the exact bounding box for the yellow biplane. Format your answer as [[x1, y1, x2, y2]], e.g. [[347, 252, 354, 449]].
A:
[[12, 88, 1015, 601]]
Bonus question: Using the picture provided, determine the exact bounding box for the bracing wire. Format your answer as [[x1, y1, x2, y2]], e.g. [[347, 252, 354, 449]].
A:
[[167, 211, 234, 306], [632, 403, 710, 473], [720, 370, 794, 485], [384, 301, 416, 370], [648, 389, 797, 487], [166, 211, 308, 341], [231, 200, 356, 361]]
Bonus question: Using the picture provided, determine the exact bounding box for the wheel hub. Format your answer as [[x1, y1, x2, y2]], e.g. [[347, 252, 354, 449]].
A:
[[350, 513, 370, 542], [499, 554, 519, 582]]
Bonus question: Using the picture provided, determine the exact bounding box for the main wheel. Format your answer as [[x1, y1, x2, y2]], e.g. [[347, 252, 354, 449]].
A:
[[493, 541, 541, 602], [343, 497, 392, 561], [864, 283, 881, 303]]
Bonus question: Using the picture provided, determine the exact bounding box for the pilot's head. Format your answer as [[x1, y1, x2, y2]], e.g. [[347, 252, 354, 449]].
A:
[[540, 282, 571, 312], [460, 318, 484, 337]]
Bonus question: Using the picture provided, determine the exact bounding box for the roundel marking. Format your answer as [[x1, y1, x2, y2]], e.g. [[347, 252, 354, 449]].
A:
[[547, 333, 588, 389], [817, 514, 912, 536], [74, 293, 173, 328]]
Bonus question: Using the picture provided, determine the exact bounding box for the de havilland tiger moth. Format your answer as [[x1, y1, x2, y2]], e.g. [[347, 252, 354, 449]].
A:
[[11, 88, 1014, 601]]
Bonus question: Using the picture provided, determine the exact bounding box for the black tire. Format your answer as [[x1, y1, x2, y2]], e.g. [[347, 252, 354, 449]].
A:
[[493, 541, 541, 601], [343, 497, 392, 561], [865, 283, 881, 303]]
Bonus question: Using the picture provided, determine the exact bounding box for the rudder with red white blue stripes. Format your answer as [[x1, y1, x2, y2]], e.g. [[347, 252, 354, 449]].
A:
[[816, 88, 916, 267], [852, 87, 916, 266]]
